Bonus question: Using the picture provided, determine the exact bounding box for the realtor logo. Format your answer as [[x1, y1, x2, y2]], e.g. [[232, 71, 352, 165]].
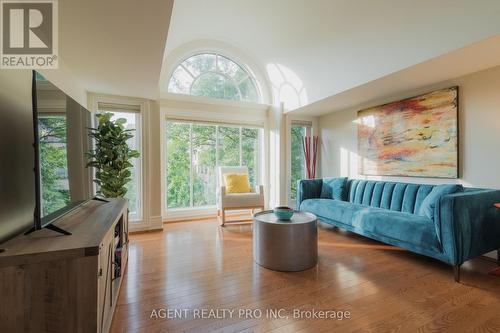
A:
[[1, 0, 58, 68]]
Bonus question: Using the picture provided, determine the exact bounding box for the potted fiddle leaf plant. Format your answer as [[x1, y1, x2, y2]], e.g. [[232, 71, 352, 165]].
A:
[[86, 113, 140, 198]]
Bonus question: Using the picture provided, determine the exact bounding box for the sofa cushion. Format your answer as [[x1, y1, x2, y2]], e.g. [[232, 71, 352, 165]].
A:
[[300, 198, 440, 252], [418, 184, 463, 220], [222, 192, 263, 207], [300, 199, 359, 225], [353, 209, 441, 253], [320, 177, 348, 200], [347, 180, 435, 214]]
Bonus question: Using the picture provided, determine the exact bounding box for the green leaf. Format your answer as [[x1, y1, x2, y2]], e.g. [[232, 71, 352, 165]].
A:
[[86, 112, 138, 199]]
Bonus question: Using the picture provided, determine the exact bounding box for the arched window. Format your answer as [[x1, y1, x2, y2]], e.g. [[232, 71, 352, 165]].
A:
[[168, 53, 260, 103]]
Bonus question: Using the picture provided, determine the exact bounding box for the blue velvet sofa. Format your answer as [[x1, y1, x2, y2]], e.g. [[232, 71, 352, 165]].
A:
[[297, 178, 500, 281]]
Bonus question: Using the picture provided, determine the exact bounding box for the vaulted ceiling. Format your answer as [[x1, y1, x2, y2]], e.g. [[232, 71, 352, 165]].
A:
[[164, 0, 500, 112], [41, 0, 500, 113]]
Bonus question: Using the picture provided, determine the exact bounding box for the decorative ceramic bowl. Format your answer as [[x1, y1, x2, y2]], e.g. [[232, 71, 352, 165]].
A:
[[273, 206, 294, 220]]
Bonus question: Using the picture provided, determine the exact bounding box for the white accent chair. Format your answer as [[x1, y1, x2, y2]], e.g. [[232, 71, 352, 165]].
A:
[[218, 166, 264, 226]]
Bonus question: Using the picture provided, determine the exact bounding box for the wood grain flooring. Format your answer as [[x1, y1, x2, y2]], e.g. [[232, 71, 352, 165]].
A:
[[110, 219, 500, 333]]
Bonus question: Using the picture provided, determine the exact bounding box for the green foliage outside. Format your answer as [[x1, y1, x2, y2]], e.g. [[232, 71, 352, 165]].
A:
[[241, 128, 259, 186], [169, 53, 259, 103], [192, 124, 216, 206], [124, 157, 138, 214], [86, 113, 140, 198], [166, 122, 190, 208], [39, 116, 70, 216], [191, 72, 240, 101], [166, 54, 261, 209], [290, 124, 306, 201], [166, 122, 260, 209]]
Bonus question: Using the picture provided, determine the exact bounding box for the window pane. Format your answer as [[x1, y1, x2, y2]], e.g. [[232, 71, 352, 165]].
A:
[[165, 121, 263, 212], [217, 55, 248, 83], [168, 66, 193, 94], [166, 122, 191, 208], [192, 124, 216, 206], [290, 125, 306, 201], [191, 72, 240, 101], [242, 128, 260, 186], [218, 126, 240, 166], [108, 112, 141, 217], [168, 53, 261, 103], [182, 53, 216, 77], [239, 78, 258, 102], [39, 115, 70, 216]]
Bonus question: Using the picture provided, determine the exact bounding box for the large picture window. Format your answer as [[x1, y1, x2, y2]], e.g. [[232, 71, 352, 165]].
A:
[[166, 120, 262, 210]]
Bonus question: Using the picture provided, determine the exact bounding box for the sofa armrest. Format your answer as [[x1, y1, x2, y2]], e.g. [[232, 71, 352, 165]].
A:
[[437, 189, 500, 265], [296, 179, 323, 209]]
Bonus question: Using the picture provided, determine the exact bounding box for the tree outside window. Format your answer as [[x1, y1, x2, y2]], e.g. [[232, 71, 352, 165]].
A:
[[166, 121, 262, 209], [38, 115, 70, 216], [290, 124, 309, 202], [168, 53, 260, 103]]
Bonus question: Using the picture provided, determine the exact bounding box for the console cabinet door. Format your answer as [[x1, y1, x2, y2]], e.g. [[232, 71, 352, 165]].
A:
[[97, 230, 113, 333]]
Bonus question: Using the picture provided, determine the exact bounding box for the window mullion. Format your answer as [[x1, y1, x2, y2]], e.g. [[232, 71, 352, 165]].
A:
[[258, 129, 262, 186], [215, 125, 220, 205], [239, 127, 243, 166], [189, 124, 193, 207], [180, 63, 195, 79], [168, 53, 261, 103], [236, 75, 249, 86]]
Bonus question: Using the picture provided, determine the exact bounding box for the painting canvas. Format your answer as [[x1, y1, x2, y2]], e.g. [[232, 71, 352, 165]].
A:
[[358, 87, 458, 178]]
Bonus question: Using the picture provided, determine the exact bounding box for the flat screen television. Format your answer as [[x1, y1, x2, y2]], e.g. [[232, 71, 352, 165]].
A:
[[0, 70, 94, 245], [31, 71, 93, 235]]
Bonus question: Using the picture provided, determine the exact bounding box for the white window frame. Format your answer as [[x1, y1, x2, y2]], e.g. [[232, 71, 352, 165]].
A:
[[88, 94, 149, 226], [167, 53, 261, 103], [165, 118, 263, 212], [287, 119, 314, 206], [97, 110, 143, 221]]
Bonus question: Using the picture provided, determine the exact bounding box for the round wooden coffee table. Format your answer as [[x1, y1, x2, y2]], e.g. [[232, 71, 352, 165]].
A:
[[253, 210, 318, 272]]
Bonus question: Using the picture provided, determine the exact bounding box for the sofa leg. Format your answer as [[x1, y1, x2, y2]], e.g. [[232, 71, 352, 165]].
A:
[[453, 265, 461, 282]]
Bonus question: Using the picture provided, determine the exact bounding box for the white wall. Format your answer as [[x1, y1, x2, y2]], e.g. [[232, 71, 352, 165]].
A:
[[39, 64, 88, 108], [147, 100, 163, 229], [319, 65, 500, 189]]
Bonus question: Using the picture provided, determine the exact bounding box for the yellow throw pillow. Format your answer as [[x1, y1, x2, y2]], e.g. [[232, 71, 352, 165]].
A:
[[224, 173, 252, 193]]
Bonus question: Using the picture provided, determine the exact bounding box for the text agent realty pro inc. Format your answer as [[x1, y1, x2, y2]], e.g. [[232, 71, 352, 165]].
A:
[[150, 308, 352, 320]]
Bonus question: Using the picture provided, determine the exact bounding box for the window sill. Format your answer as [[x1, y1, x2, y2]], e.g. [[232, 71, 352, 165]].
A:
[[164, 205, 256, 222], [164, 206, 217, 222]]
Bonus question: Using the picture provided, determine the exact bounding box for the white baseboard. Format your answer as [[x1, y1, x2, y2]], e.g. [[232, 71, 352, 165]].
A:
[[164, 207, 218, 222], [129, 215, 164, 232], [163, 207, 256, 222], [149, 215, 163, 229]]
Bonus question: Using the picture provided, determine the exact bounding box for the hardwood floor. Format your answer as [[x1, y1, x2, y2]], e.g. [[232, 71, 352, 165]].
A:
[[110, 218, 500, 333]]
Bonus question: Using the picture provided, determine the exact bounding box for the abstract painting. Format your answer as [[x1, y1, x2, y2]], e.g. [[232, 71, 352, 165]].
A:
[[358, 87, 458, 178]]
